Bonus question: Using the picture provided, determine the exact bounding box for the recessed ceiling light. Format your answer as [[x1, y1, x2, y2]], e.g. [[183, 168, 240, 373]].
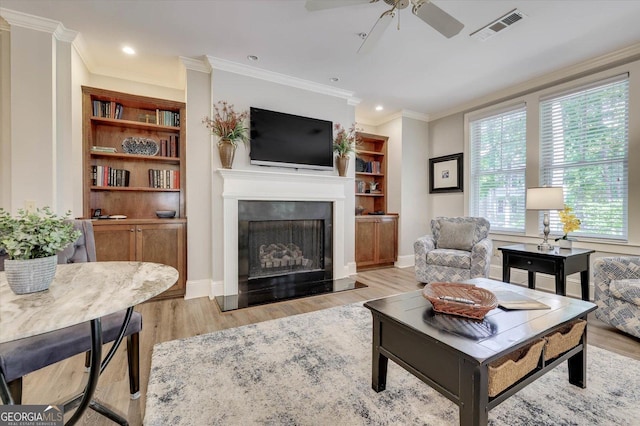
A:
[[247, 55, 259, 61], [329, 77, 340, 82], [122, 46, 136, 55], [375, 105, 384, 111]]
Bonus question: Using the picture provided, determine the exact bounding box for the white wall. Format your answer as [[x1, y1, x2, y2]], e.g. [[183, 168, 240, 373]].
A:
[[184, 67, 213, 291], [398, 117, 429, 261], [0, 24, 11, 210], [366, 115, 430, 266], [427, 112, 464, 219]]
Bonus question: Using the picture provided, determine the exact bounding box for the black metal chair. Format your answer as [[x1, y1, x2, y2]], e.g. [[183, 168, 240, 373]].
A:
[[0, 220, 143, 404]]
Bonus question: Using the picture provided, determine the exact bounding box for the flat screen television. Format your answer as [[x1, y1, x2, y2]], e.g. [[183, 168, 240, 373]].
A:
[[250, 107, 334, 171]]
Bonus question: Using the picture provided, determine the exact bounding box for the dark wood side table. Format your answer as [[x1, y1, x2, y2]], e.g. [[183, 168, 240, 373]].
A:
[[498, 244, 594, 301]]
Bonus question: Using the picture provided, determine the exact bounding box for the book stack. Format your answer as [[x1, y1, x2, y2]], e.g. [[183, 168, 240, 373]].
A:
[[91, 146, 117, 153], [156, 109, 180, 127], [91, 165, 130, 187], [92, 100, 123, 119], [360, 160, 381, 174], [149, 169, 180, 189], [158, 135, 180, 157]]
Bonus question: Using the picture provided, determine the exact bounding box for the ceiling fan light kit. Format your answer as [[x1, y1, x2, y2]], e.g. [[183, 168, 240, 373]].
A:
[[306, 0, 465, 52]]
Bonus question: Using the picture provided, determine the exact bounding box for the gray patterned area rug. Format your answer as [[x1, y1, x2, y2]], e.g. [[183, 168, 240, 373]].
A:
[[145, 303, 640, 425]]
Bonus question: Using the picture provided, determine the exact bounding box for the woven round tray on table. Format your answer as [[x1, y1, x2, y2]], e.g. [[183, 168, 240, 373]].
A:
[[423, 282, 498, 320]]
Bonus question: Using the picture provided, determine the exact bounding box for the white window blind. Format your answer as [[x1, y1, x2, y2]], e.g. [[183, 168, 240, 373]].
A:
[[470, 105, 527, 232], [540, 75, 629, 240]]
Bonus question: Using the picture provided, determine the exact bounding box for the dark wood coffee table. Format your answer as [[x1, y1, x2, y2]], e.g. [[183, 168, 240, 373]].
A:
[[364, 278, 597, 426]]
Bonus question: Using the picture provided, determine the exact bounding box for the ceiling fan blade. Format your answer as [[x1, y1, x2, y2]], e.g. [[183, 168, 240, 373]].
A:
[[412, 0, 464, 38], [305, 0, 376, 12], [357, 10, 395, 54]]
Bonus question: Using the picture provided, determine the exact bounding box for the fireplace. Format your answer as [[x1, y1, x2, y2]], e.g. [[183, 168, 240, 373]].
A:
[[237, 200, 334, 306], [214, 169, 362, 312]]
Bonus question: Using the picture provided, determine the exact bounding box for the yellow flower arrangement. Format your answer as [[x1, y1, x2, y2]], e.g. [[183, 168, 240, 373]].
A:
[[557, 205, 581, 240]]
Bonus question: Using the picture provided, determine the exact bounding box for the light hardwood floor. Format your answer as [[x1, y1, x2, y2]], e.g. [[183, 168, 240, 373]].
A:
[[15, 267, 640, 425]]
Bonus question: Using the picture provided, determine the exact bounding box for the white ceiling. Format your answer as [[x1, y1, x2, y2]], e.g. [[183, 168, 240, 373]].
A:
[[3, 0, 640, 123]]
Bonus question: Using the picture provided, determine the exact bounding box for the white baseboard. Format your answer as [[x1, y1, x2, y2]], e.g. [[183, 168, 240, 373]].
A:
[[395, 254, 414, 269], [184, 278, 213, 300]]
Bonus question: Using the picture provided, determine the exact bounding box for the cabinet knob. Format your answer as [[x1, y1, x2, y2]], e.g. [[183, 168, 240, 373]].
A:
[[130, 228, 135, 232], [137, 228, 142, 232], [527, 260, 532, 265]]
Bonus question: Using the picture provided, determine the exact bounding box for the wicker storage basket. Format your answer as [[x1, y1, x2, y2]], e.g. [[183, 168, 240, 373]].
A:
[[422, 282, 498, 320], [543, 319, 586, 361], [488, 339, 545, 397]]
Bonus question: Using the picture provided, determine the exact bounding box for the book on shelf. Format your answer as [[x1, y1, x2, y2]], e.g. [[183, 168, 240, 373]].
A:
[[158, 136, 179, 158], [91, 146, 117, 153], [494, 291, 550, 310], [92, 100, 123, 119], [356, 160, 381, 174], [148, 169, 180, 189], [91, 165, 130, 187], [156, 109, 180, 127]]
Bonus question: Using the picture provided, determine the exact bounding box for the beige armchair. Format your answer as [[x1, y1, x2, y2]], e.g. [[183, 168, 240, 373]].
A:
[[414, 217, 492, 284]]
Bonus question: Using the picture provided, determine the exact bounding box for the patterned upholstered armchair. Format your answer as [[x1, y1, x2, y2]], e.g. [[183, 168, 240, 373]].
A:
[[414, 217, 492, 284], [594, 257, 640, 338]]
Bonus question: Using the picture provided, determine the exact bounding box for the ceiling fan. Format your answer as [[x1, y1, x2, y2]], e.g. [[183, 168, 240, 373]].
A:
[[305, 0, 464, 54]]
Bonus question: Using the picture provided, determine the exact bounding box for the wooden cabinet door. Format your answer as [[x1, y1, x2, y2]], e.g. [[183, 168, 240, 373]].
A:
[[355, 218, 377, 268], [137, 223, 186, 298], [377, 217, 398, 264], [93, 223, 136, 261]]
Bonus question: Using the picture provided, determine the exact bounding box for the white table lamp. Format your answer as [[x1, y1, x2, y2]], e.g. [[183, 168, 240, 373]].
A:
[[526, 187, 564, 251]]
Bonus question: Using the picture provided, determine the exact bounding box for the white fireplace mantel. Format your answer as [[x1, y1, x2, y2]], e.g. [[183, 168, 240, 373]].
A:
[[216, 168, 353, 296]]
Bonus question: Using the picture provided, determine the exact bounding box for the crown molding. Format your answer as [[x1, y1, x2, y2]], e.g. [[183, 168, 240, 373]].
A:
[[0, 17, 10, 32], [180, 56, 211, 73], [360, 109, 429, 127], [0, 8, 76, 42], [429, 42, 640, 122], [205, 55, 358, 103]]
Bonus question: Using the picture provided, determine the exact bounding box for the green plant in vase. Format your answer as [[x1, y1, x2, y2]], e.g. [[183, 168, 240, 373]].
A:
[[0, 207, 80, 294]]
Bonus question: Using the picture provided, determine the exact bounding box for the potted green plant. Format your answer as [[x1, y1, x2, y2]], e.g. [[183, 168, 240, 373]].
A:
[[0, 207, 80, 294], [202, 101, 249, 169], [333, 123, 359, 177], [555, 205, 581, 248]]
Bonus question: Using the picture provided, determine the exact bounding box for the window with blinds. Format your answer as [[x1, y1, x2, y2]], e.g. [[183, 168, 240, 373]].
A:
[[470, 105, 527, 232], [540, 75, 629, 240]]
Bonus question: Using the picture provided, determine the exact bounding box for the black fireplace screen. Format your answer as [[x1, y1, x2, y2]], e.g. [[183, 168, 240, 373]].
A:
[[248, 220, 324, 279]]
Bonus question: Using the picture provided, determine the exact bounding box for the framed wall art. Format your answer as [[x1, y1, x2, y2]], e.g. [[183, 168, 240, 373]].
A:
[[429, 153, 463, 193]]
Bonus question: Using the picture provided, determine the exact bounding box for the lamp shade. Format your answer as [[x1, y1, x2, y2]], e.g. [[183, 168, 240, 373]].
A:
[[526, 187, 564, 210]]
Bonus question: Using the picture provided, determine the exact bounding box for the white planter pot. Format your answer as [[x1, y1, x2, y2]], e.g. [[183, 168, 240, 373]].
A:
[[4, 255, 58, 294], [557, 239, 573, 249]]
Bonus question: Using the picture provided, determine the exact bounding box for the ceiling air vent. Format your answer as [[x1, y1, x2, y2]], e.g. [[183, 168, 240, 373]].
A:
[[470, 9, 526, 41]]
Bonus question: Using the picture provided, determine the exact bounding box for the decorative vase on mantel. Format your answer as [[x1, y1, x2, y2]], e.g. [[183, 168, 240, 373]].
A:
[[218, 139, 236, 169], [336, 155, 349, 177], [4, 255, 58, 294]]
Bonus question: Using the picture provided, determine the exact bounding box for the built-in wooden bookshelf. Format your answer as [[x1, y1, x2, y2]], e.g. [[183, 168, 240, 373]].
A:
[[354, 132, 398, 270], [82, 86, 187, 299], [355, 132, 388, 214]]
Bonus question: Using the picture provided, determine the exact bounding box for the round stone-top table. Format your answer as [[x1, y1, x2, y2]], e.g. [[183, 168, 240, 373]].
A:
[[0, 261, 178, 425]]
